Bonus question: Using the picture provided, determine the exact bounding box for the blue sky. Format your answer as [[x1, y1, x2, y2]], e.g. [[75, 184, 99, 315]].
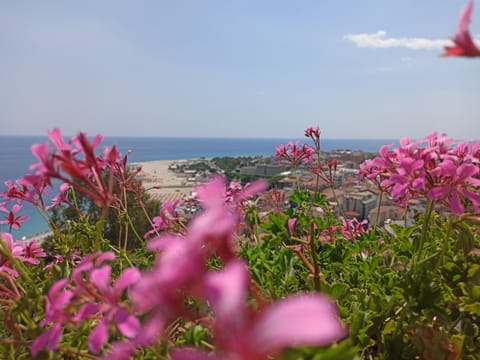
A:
[[1, 1, 479, 139]]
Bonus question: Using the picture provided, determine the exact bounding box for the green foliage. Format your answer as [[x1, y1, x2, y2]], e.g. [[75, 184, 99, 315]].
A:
[[212, 157, 247, 173], [240, 188, 480, 359], [48, 179, 160, 251]]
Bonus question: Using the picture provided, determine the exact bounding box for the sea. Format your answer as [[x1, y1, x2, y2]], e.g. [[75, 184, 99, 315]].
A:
[[0, 135, 393, 238]]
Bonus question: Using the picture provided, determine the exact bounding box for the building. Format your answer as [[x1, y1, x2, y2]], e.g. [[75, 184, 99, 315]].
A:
[[343, 189, 378, 220]]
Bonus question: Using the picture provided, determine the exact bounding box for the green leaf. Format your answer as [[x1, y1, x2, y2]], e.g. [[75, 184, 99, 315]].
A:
[[454, 222, 475, 255], [464, 302, 480, 316]]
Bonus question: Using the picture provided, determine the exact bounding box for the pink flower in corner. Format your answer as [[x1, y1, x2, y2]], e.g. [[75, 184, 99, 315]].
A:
[[443, 0, 480, 57]]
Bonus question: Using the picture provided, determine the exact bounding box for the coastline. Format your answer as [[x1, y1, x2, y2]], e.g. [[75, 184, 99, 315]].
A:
[[132, 159, 197, 203], [25, 230, 54, 243]]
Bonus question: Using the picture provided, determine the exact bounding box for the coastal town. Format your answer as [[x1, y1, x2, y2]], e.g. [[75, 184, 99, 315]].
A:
[[135, 149, 417, 230]]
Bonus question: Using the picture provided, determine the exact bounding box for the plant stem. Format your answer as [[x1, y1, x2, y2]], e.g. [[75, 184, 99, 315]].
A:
[[330, 184, 345, 219], [435, 218, 453, 270], [309, 221, 321, 291], [94, 206, 108, 251], [416, 199, 434, 258], [374, 190, 384, 229], [125, 212, 143, 248]]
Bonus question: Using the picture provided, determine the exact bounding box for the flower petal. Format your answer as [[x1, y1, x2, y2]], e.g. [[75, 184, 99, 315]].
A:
[[31, 324, 62, 356], [102, 341, 136, 360], [428, 186, 450, 200], [73, 303, 100, 322], [114, 267, 141, 294], [114, 308, 140, 338], [88, 319, 109, 353], [135, 312, 165, 347], [249, 293, 347, 356], [204, 259, 248, 327], [90, 265, 112, 293]]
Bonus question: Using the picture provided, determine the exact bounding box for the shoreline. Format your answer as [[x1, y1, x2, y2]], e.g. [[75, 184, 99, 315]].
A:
[[24, 230, 53, 243], [133, 159, 198, 203]]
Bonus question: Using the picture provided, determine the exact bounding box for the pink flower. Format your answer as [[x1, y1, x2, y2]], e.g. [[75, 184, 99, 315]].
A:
[[305, 126, 320, 140], [192, 176, 266, 260], [31, 323, 63, 356], [443, 0, 480, 57], [22, 240, 46, 265], [0, 232, 25, 275], [47, 128, 72, 153], [427, 161, 480, 214], [46, 182, 71, 210], [1, 180, 26, 203], [175, 260, 347, 360], [100, 341, 136, 360], [129, 175, 268, 351], [32, 279, 73, 355], [34, 252, 140, 356], [27, 128, 138, 211], [359, 133, 480, 213], [131, 233, 206, 315], [196, 176, 267, 210], [309, 159, 339, 188], [288, 218, 297, 235], [42, 279, 73, 325], [77, 265, 141, 353], [305, 126, 321, 149], [275, 141, 315, 167], [144, 199, 180, 238], [322, 218, 368, 242], [0, 204, 30, 230], [384, 157, 425, 200], [358, 144, 396, 190]]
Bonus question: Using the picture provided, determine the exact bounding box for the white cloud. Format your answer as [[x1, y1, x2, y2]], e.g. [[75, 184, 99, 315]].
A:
[[343, 30, 450, 49]]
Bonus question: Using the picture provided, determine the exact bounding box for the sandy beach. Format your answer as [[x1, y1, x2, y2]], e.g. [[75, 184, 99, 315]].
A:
[[133, 160, 196, 203]]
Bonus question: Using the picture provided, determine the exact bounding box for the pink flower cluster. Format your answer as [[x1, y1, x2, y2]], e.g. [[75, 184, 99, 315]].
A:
[[2, 128, 140, 212], [322, 219, 369, 242], [0, 233, 46, 276], [0, 233, 45, 320], [358, 133, 480, 214], [0, 204, 29, 231], [275, 141, 314, 167], [305, 126, 321, 150], [310, 159, 339, 188], [32, 251, 140, 356], [34, 176, 346, 359], [144, 199, 181, 238]]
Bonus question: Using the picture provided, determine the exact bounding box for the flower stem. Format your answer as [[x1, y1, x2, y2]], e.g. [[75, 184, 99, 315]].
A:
[[416, 200, 434, 258], [374, 190, 384, 229], [309, 221, 321, 292]]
